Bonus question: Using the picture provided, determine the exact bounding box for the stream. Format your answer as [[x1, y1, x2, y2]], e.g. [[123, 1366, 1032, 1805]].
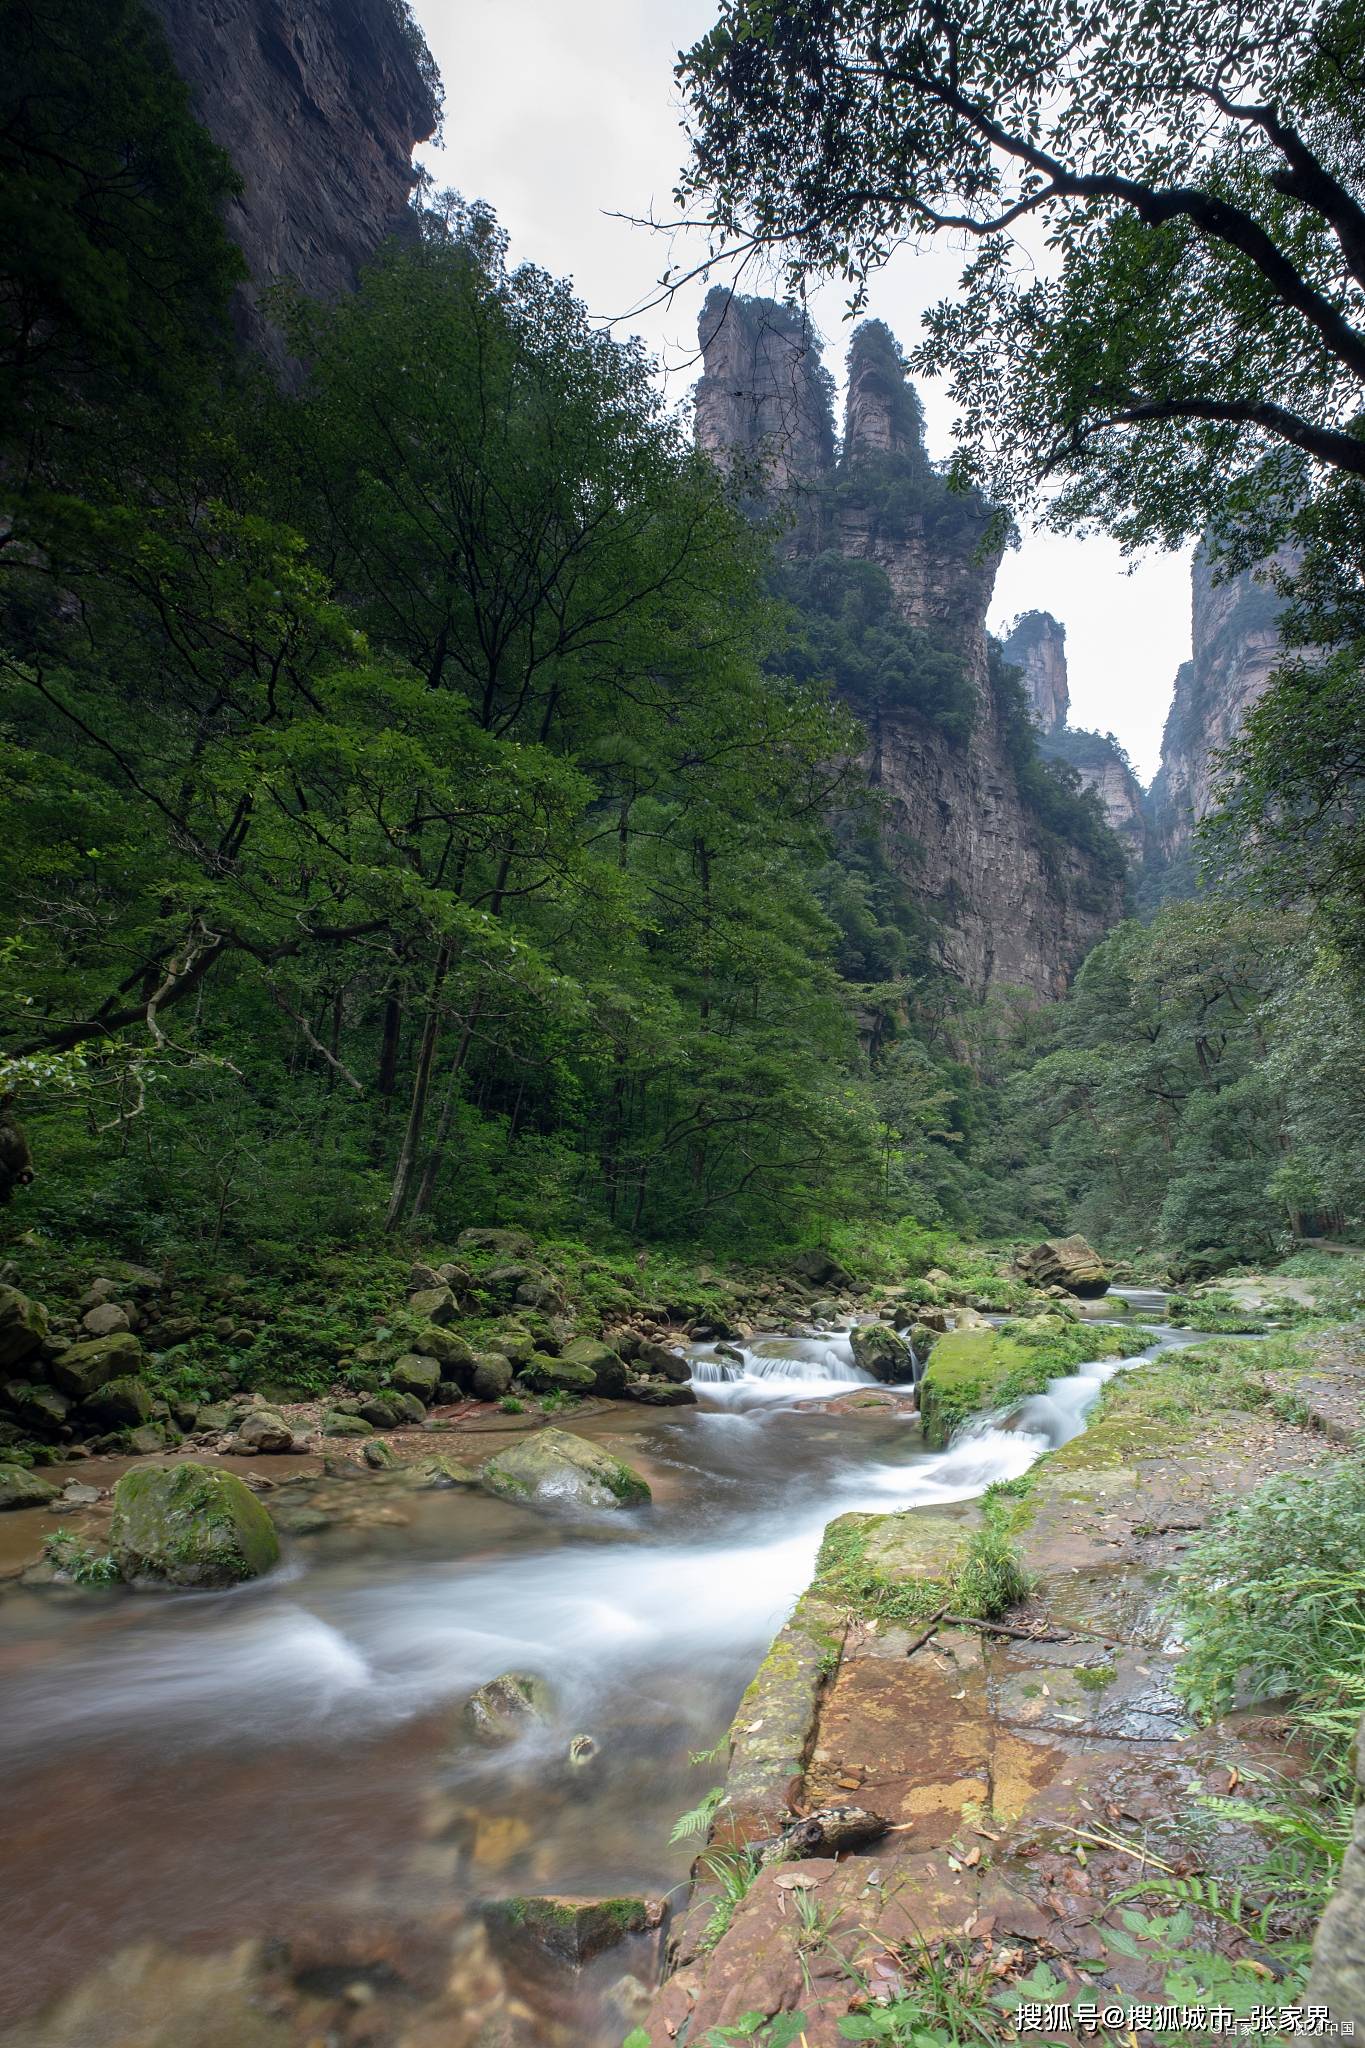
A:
[[0, 1299, 1187, 2046]]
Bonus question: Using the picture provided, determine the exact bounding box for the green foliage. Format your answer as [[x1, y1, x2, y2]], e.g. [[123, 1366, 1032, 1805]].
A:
[[990, 650, 1128, 905], [43, 1529, 119, 1586], [1172, 1459, 1365, 1784], [669, 1785, 727, 1843]]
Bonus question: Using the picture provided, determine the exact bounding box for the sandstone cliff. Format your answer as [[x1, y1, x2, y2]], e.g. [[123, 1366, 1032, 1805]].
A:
[[696, 304, 1126, 998], [999, 611, 1147, 869], [147, 0, 439, 361], [1145, 547, 1291, 876], [1001, 611, 1069, 734]]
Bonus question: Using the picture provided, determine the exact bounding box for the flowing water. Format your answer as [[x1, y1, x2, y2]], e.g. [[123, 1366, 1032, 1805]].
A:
[[0, 1313, 1186, 2046]]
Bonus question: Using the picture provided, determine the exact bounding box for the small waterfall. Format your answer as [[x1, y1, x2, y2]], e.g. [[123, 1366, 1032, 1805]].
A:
[[689, 1330, 889, 1410]]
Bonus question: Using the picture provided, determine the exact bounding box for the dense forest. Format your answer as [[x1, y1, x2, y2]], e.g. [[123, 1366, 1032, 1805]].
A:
[[2, 0, 1362, 1282]]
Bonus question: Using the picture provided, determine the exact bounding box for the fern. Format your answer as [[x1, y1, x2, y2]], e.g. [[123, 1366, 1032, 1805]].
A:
[[670, 1785, 726, 1843]]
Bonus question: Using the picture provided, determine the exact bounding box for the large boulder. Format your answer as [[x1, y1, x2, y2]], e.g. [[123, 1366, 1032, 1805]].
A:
[[109, 1462, 280, 1586], [471, 1352, 514, 1402], [458, 1227, 535, 1259], [481, 1427, 651, 1511], [557, 1339, 627, 1396], [792, 1249, 852, 1289], [483, 1325, 535, 1368], [50, 1331, 143, 1402], [389, 1353, 442, 1404], [1016, 1235, 1111, 1298], [230, 1408, 295, 1453], [463, 1669, 554, 1747], [634, 1338, 690, 1382], [849, 1322, 915, 1384], [3, 1380, 70, 1435], [409, 1325, 475, 1383], [0, 1462, 58, 1510], [520, 1353, 596, 1396], [407, 1285, 458, 1326], [0, 1286, 48, 1372], [623, 1377, 697, 1406], [80, 1375, 154, 1429], [81, 1301, 131, 1338]]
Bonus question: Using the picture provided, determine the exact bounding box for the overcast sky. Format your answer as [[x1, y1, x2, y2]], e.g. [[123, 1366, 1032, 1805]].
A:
[[413, 0, 1192, 781]]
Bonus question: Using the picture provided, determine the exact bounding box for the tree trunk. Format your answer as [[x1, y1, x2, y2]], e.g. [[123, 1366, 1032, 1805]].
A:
[[384, 942, 452, 1229]]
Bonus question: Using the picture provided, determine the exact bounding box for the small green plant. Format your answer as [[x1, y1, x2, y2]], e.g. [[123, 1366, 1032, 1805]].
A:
[[670, 1785, 727, 1842], [537, 1387, 580, 1415], [696, 1847, 762, 1953], [44, 1529, 119, 1586], [626, 2013, 810, 2048], [498, 1395, 525, 1413]]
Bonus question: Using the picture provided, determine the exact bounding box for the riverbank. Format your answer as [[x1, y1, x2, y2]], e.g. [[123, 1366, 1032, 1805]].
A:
[[643, 1321, 1365, 2046]]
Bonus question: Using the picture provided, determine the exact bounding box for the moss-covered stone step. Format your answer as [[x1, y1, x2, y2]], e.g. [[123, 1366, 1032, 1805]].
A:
[[919, 1316, 1149, 1447]]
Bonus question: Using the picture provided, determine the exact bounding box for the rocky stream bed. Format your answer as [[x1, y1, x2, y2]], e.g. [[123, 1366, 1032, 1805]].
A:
[[0, 1266, 1360, 2047]]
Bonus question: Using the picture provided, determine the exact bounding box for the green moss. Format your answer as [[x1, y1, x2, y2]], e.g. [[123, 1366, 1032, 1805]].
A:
[[919, 1318, 1148, 1447], [1075, 1661, 1117, 1693], [109, 1461, 279, 1586], [813, 1505, 1029, 1623]]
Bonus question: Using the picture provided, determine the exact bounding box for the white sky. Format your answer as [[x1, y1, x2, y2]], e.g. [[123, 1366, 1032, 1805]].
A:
[[413, 0, 1191, 781]]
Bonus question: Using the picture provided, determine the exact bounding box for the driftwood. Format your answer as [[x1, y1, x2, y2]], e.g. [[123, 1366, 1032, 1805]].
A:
[[756, 1805, 890, 1863]]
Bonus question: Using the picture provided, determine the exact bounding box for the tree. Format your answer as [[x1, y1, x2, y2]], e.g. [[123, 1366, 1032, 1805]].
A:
[[675, 0, 1365, 957], [676, 0, 1365, 550]]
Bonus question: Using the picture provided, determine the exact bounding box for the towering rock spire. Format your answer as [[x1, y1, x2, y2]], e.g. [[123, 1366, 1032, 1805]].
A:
[[693, 287, 835, 496], [1002, 612, 1070, 734], [841, 320, 927, 465]]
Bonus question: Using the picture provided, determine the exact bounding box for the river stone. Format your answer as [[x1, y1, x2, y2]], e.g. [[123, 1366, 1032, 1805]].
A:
[[471, 1352, 514, 1402], [634, 1338, 689, 1381], [481, 1427, 650, 1511], [125, 1422, 166, 1455], [408, 1285, 458, 1325], [390, 1353, 441, 1403], [81, 1301, 131, 1338], [484, 1327, 535, 1367], [4, 1380, 70, 1434], [624, 1377, 697, 1406], [482, 1893, 655, 1966], [231, 1408, 294, 1453], [0, 1462, 58, 1510], [463, 1669, 555, 1747], [457, 1227, 535, 1259], [559, 1339, 627, 1396], [849, 1322, 915, 1384], [193, 1402, 235, 1434], [0, 1286, 48, 1373], [792, 1248, 852, 1288], [1017, 1234, 1111, 1298], [521, 1353, 596, 1396], [50, 1331, 143, 1402], [409, 1325, 475, 1379], [323, 1411, 374, 1436], [355, 1392, 404, 1428], [363, 1438, 399, 1469], [109, 1461, 280, 1585], [80, 1375, 154, 1429]]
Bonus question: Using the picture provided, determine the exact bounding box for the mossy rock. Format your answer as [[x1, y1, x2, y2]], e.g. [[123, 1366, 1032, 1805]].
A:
[[481, 1426, 650, 1511], [919, 1318, 1148, 1448], [849, 1321, 915, 1383], [389, 1353, 441, 1403], [624, 1376, 697, 1406], [50, 1331, 143, 1402], [0, 1286, 49, 1373], [484, 1326, 536, 1368], [0, 1461, 58, 1510], [482, 1892, 652, 1966], [3, 1381, 70, 1436], [520, 1353, 595, 1395], [323, 1411, 374, 1437], [471, 1352, 514, 1402], [410, 1325, 476, 1381], [559, 1338, 627, 1395], [463, 1669, 555, 1747], [80, 1374, 154, 1429], [109, 1461, 280, 1587]]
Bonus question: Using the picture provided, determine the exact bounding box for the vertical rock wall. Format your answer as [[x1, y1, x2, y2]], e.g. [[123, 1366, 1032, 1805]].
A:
[[1001, 612, 1070, 735], [696, 305, 1126, 998], [147, 0, 439, 362]]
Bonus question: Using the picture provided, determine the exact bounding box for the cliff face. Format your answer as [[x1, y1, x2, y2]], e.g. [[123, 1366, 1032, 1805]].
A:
[[1002, 612, 1069, 734], [1145, 547, 1291, 872], [147, 0, 439, 360], [696, 307, 1126, 999], [1000, 611, 1147, 868]]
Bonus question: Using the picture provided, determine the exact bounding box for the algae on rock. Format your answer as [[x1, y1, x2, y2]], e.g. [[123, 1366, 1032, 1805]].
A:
[[109, 1461, 280, 1587]]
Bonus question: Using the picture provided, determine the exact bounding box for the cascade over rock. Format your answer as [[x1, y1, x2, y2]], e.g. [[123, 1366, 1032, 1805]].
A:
[[695, 298, 1127, 997]]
